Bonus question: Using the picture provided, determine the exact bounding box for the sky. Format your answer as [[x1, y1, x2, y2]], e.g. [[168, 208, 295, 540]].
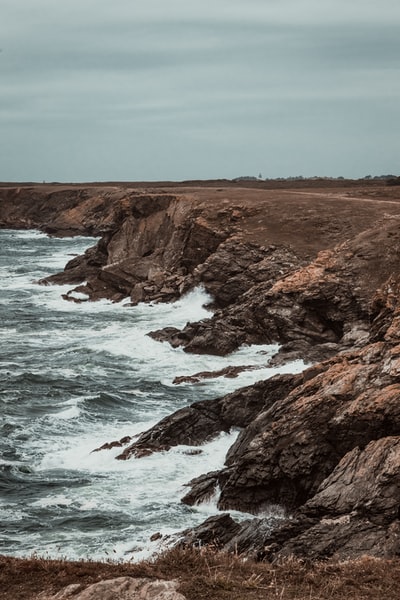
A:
[[1, 0, 400, 182]]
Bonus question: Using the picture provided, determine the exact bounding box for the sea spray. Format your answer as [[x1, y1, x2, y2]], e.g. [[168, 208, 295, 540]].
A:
[[0, 230, 305, 560]]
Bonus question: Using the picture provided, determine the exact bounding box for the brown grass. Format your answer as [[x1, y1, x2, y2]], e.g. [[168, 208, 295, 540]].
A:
[[1, 548, 400, 600]]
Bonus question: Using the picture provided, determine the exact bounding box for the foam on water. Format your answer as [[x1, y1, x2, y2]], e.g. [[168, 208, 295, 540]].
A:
[[0, 229, 303, 560]]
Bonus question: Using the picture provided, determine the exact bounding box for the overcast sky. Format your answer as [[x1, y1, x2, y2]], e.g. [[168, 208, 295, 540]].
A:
[[1, 0, 399, 181]]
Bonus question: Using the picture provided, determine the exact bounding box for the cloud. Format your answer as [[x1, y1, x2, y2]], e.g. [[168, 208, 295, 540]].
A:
[[1, 0, 400, 180]]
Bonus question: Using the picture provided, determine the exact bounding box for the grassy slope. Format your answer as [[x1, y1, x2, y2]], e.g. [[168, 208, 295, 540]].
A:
[[1, 548, 400, 600]]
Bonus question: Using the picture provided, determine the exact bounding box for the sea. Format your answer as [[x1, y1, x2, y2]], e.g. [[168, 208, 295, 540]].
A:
[[0, 229, 306, 561]]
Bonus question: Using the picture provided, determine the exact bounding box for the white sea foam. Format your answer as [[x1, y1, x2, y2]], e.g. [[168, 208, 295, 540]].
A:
[[49, 404, 81, 420], [0, 229, 304, 561], [29, 428, 242, 560], [31, 495, 73, 508], [8, 230, 49, 240]]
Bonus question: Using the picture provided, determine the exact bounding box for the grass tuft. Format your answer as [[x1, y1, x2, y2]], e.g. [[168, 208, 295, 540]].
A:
[[0, 548, 400, 600]]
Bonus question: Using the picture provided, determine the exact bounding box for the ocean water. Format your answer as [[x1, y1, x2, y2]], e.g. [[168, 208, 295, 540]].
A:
[[0, 229, 306, 561]]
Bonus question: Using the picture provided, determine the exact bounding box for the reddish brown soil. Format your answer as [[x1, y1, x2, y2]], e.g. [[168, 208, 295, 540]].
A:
[[2, 181, 400, 260]]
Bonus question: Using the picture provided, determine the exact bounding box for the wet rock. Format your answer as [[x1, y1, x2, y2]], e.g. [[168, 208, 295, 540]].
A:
[[147, 327, 182, 345], [181, 471, 220, 506], [103, 374, 302, 461], [216, 346, 400, 513], [92, 436, 132, 452], [172, 365, 260, 384], [178, 514, 242, 549]]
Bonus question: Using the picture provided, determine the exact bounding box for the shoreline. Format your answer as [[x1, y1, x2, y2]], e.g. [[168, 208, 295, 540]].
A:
[[2, 180, 400, 571]]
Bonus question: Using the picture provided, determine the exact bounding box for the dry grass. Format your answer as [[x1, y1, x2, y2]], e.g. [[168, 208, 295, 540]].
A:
[[1, 548, 400, 600]]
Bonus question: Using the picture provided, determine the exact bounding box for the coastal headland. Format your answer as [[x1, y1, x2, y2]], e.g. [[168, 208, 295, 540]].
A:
[[2, 178, 400, 597]]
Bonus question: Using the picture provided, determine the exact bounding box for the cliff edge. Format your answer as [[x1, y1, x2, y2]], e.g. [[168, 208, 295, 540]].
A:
[[2, 181, 400, 560]]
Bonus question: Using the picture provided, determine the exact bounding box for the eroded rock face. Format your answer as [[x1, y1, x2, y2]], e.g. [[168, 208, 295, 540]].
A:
[[178, 437, 400, 561], [303, 437, 400, 525], [141, 279, 400, 560], [93, 374, 302, 461], [157, 219, 400, 360], [5, 184, 400, 560], [37, 577, 186, 600], [216, 347, 395, 512], [0, 186, 131, 235], [192, 237, 299, 308], [176, 306, 400, 560], [41, 193, 224, 304]]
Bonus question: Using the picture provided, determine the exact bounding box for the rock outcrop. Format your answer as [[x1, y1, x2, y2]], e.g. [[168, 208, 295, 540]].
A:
[[37, 577, 186, 600], [155, 217, 400, 362], [175, 282, 400, 560], [96, 374, 302, 460], [4, 182, 400, 560]]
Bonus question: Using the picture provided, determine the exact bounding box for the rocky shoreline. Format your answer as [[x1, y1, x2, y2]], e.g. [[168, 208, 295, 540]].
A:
[[2, 180, 400, 561]]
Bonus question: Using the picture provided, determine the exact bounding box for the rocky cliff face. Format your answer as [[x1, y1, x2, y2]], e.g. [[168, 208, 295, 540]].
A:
[[3, 182, 400, 560]]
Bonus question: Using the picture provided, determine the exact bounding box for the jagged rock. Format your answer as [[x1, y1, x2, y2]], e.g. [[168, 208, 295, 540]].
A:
[[192, 238, 299, 308], [43, 196, 231, 303], [181, 471, 220, 505], [177, 513, 286, 558], [177, 514, 242, 549], [216, 344, 400, 513], [92, 436, 132, 452], [264, 516, 400, 561], [96, 374, 302, 461], [157, 218, 400, 360], [303, 437, 400, 525], [249, 436, 400, 561], [176, 327, 400, 559], [37, 577, 186, 599], [172, 365, 260, 384], [6, 183, 400, 561], [148, 327, 182, 344]]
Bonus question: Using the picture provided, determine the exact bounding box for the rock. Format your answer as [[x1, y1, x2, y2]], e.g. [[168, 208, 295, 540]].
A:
[[177, 514, 242, 549], [172, 365, 260, 384], [181, 471, 220, 505], [156, 218, 400, 360], [7, 182, 400, 561], [246, 436, 400, 561], [38, 190, 233, 304], [92, 436, 132, 452], [38, 577, 186, 599], [303, 437, 400, 525], [262, 516, 400, 562], [216, 345, 400, 513], [177, 512, 286, 559], [192, 238, 300, 308], [148, 327, 182, 345], [97, 374, 302, 461], [176, 333, 400, 559]]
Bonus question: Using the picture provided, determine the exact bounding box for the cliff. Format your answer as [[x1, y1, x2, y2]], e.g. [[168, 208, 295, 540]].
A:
[[2, 181, 400, 561]]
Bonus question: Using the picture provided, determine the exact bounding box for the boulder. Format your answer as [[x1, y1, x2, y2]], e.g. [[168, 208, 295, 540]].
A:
[[37, 577, 186, 600]]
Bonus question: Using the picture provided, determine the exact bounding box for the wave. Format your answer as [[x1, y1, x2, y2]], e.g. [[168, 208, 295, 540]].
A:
[[0, 229, 305, 560]]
